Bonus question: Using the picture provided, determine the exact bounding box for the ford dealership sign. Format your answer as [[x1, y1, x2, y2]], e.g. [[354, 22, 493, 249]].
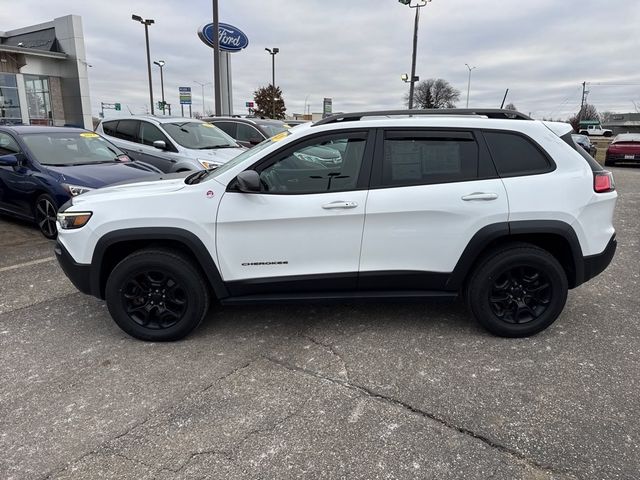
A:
[[198, 23, 249, 53]]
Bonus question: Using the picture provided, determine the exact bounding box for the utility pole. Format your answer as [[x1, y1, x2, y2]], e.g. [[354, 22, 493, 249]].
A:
[[265, 48, 280, 118], [212, 0, 222, 116], [399, 0, 431, 110], [154, 60, 165, 114], [132, 15, 155, 115], [194, 80, 211, 115], [578, 81, 587, 123]]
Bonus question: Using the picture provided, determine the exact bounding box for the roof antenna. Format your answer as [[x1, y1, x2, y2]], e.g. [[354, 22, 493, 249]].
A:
[[500, 89, 509, 109]]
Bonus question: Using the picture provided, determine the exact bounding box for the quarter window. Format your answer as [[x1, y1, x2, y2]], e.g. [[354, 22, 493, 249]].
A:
[[258, 133, 367, 194], [381, 131, 479, 187], [102, 121, 118, 137], [212, 121, 236, 137], [237, 123, 263, 143], [484, 131, 551, 176]]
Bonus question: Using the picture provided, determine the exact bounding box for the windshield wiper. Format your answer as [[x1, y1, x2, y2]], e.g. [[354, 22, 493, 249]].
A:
[[186, 170, 211, 185], [197, 145, 236, 150]]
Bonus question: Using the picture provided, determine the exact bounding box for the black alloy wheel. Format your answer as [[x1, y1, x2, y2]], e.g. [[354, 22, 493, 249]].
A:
[[35, 194, 58, 239], [466, 244, 568, 338], [121, 270, 188, 330], [105, 249, 210, 341], [488, 266, 551, 324]]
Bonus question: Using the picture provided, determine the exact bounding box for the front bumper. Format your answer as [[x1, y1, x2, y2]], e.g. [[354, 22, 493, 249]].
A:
[[54, 241, 92, 296], [580, 234, 617, 285]]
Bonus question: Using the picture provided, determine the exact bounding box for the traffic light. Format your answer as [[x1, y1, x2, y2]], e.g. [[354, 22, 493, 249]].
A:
[[114, 103, 121, 111]]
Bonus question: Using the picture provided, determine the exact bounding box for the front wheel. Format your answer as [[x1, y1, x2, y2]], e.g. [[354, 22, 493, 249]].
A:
[[604, 131, 613, 138], [34, 194, 58, 239], [466, 244, 568, 338], [105, 249, 211, 341]]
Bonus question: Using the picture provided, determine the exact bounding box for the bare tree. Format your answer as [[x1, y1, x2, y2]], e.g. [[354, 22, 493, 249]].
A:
[[568, 103, 600, 132], [406, 78, 460, 109]]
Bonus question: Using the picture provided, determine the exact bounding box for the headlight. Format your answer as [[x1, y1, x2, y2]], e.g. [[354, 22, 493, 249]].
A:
[[198, 159, 222, 170], [57, 211, 93, 230], [63, 184, 93, 196]]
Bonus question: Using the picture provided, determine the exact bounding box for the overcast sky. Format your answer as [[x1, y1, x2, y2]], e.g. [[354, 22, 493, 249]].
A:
[[6, 0, 640, 119]]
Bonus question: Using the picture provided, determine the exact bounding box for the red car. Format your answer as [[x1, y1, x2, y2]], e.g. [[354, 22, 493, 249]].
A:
[[606, 133, 640, 166]]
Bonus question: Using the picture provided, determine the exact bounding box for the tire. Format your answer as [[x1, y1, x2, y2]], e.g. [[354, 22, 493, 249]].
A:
[[105, 248, 210, 341], [34, 194, 58, 239], [604, 131, 612, 138], [579, 130, 589, 136], [466, 244, 568, 338]]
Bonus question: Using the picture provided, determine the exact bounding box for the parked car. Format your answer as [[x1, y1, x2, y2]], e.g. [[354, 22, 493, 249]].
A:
[[571, 134, 597, 157], [96, 116, 245, 173], [605, 133, 640, 166], [578, 120, 613, 137], [204, 116, 342, 165], [0, 126, 160, 238], [56, 109, 617, 342]]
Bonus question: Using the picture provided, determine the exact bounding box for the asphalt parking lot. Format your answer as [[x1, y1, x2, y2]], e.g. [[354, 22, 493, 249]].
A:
[[1, 167, 639, 480]]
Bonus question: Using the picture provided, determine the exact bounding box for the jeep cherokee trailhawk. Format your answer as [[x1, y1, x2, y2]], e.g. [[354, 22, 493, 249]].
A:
[[55, 109, 617, 341]]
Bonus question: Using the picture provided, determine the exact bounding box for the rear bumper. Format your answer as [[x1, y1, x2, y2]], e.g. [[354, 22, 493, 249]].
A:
[[54, 242, 92, 296], [579, 234, 617, 286]]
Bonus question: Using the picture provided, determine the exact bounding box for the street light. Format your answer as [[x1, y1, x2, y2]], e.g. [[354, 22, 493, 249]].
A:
[[132, 14, 155, 115], [265, 47, 280, 118], [398, 0, 431, 110], [194, 80, 212, 115], [465, 63, 477, 108], [153, 60, 166, 115]]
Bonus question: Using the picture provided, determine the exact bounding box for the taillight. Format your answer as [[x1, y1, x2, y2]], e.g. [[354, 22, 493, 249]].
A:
[[594, 171, 615, 193]]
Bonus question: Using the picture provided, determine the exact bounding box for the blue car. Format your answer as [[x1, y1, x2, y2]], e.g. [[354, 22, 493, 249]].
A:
[[0, 126, 161, 238]]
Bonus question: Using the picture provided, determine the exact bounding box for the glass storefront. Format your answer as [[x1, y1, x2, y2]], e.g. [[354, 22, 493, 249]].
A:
[[24, 74, 52, 125], [0, 73, 22, 125]]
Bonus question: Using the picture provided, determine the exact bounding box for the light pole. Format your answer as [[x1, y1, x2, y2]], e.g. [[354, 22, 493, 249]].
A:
[[132, 14, 155, 115], [212, 0, 222, 116], [465, 63, 477, 108], [399, 0, 431, 110], [194, 80, 212, 115], [265, 47, 279, 118], [154, 60, 165, 115]]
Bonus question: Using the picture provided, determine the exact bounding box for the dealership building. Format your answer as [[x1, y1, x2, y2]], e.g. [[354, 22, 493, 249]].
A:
[[0, 15, 91, 129]]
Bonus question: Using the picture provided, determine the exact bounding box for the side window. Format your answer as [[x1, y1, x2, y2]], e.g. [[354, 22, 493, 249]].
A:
[[115, 120, 140, 143], [102, 121, 118, 137], [381, 131, 479, 187], [0, 132, 21, 156], [258, 133, 367, 194], [213, 121, 237, 138], [140, 121, 169, 146], [484, 131, 551, 177], [237, 123, 263, 143]]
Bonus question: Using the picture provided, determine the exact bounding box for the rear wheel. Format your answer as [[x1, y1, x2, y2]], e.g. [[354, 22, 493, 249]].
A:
[[105, 249, 210, 341], [604, 131, 613, 138], [466, 244, 568, 337], [34, 194, 58, 239]]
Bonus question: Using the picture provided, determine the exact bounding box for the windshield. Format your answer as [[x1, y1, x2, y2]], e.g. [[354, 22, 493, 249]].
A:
[[260, 123, 288, 137], [204, 139, 275, 180], [162, 121, 239, 149], [22, 132, 126, 166]]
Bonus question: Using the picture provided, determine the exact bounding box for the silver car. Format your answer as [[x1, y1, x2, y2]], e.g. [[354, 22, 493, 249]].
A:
[[96, 116, 245, 172]]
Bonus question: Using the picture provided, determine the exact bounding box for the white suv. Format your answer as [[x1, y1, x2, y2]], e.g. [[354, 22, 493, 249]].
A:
[[96, 116, 245, 172], [55, 109, 617, 341]]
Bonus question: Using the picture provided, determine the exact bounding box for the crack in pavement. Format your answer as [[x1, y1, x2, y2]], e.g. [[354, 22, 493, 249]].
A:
[[262, 355, 577, 479], [40, 361, 254, 480], [302, 333, 351, 382]]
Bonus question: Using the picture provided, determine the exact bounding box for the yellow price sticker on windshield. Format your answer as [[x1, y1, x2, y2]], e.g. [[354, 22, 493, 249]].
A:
[[80, 132, 100, 138], [271, 132, 289, 142], [201, 123, 215, 128]]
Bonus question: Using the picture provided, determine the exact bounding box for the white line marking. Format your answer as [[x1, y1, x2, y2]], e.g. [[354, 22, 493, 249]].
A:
[[0, 257, 56, 273]]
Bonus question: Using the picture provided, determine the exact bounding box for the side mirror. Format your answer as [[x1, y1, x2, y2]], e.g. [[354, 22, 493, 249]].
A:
[[249, 137, 262, 146], [236, 170, 261, 193], [0, 154, 19, 167], [153, 140, 167, 150]]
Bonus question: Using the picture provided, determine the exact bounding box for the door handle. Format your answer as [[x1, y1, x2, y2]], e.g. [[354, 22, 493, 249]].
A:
[[322, 201, 358, 210], [461, 192, 499, 201]]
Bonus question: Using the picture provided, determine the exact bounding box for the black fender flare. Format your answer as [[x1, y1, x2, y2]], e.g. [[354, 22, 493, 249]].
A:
[[90, 227, 228, 300]]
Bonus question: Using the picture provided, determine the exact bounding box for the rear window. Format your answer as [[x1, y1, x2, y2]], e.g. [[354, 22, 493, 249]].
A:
[[484, 131, 551, 177]]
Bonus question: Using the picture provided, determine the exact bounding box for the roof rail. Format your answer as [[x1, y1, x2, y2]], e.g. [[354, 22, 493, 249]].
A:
[[313, 109, 532, 126]]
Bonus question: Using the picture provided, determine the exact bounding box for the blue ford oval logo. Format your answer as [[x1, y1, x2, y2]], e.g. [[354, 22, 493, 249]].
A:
[[198, 23, 249, 53]]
